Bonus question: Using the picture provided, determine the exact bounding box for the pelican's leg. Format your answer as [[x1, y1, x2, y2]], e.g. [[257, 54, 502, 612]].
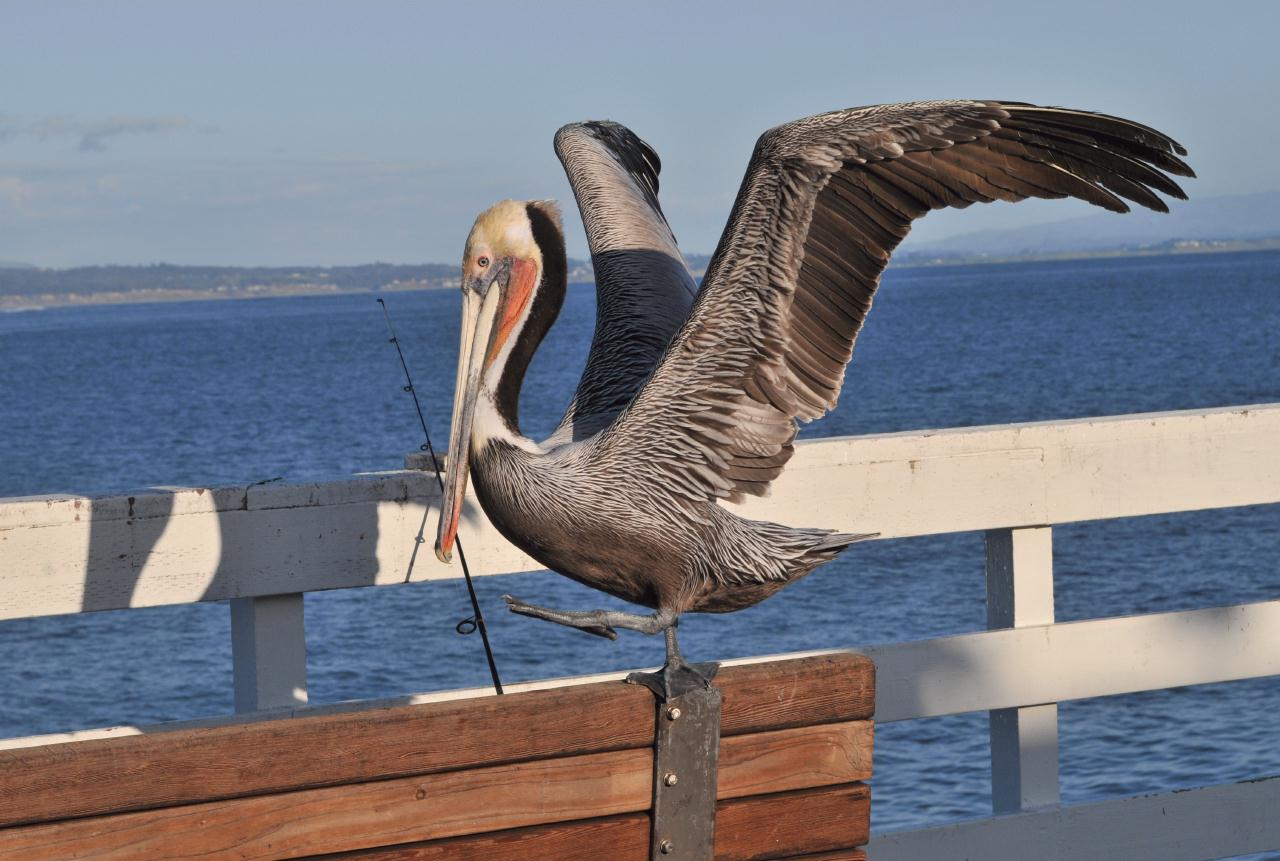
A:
[[502, 595, 717, 696], [501, 594, 675, 641], [631, 619, 718, 697]]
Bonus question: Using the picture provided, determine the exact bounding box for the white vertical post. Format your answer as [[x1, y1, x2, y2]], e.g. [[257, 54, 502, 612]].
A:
[[985, 526, 1060, 813], [230, 594, 308, 713]]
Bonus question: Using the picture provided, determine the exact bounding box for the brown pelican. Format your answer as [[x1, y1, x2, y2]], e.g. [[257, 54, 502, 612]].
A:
[[434, 100, 1191, 689]]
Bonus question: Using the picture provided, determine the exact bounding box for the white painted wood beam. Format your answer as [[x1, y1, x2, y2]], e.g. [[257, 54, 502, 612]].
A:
[[2, 403, 1276, 620], [5, 600, 1272, 746], [230, 593, 308, 713], [867, 775, 1280, 861], [866, 600, 1280, 723], [985, 526, 1060, 813]]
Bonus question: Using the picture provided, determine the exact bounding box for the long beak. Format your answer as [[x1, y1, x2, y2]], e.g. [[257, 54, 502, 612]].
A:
[[435, 281, 502, 563]]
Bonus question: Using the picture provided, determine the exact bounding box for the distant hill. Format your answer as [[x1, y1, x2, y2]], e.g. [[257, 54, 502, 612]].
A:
[[0, 262, 465, 301], [0, 261, 35, 269], [900, 191, 1280, 262], [0, 256, 689, 309]]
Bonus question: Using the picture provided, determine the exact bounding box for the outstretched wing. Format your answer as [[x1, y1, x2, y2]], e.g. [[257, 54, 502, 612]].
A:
[[547, 121, 698, 445], [596, 100, 1193, 503]]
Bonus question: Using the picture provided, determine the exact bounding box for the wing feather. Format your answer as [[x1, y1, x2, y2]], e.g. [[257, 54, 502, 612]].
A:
[[592, 100, 1193, 504], [546, 122, 697, 445]]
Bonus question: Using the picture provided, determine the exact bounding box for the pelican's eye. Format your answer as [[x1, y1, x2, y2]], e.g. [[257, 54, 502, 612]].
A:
[[477, 256, 490, 268]]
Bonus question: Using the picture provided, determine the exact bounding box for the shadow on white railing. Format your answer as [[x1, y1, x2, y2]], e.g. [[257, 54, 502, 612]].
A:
[[2, 402, 1278, 859]]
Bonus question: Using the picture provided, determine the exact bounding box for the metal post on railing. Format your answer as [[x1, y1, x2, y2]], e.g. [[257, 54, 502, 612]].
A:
[[230, 594, 308, 713], [985, 526, 1060, 813]]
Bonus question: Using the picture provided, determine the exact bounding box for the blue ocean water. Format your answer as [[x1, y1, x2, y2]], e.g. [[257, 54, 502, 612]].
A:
[[0, 250, 1277, 840]]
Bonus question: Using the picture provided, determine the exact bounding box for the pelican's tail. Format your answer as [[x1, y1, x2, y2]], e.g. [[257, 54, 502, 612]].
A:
[[691, 512, 879, 613], [812, 530, 878, 553]]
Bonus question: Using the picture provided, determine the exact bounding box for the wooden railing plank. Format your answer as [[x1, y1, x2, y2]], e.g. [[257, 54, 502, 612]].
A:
[[300, 813, 651, 860], [4, 403, 1275, 620], [868, 600, 1280, 722], [984, 526, 1060, 813], [717, 721, 872, 800], [231, 593, 308, 712], [0, 749, 651, 861], [295, 784, 871, 861], [0, 653, 872, 828], [0, 680, 650, 830], [0, 726, 872, 861], [719, 653, 876, 736], [715, 783, 870, 861]]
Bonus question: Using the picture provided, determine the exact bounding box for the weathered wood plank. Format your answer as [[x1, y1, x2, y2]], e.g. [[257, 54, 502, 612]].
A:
[[0, 653, 873, 827], [719, 653, 875, 736], [0, 682, 651, 829], [0, 749, 651, 861], [299, 813, 650, 860], [715, 783, 870, 861], [0, 735, 872, 860], [717, 721, 873, 800], [4, 403, 1276, 619], [295, 783, 871, 861]]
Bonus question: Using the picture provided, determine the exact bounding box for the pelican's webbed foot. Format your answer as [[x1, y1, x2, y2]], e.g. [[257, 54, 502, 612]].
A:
[[501, 594, 675, 642], [626, 624, 719, 699], [627, 656, 719, 699]]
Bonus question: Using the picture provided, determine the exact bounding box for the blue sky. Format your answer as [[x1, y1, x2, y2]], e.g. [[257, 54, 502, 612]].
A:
[[2, 1, 1277, 267]]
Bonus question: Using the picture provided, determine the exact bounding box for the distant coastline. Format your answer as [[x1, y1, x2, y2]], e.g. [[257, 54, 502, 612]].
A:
[[0, 259, 594, 312], [0, 281, 438, 312], [893, 237, 1280, 269], [2, 242, 1277, 312]]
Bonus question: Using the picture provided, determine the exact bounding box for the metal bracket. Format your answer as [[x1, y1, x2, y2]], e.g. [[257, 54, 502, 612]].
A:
[[638, 666, 722, 860]]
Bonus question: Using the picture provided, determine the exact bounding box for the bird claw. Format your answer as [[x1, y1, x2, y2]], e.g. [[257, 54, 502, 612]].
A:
[[627, 658, 720, 699], [501, 594, 618, 640], [502, 594, 534, 614]]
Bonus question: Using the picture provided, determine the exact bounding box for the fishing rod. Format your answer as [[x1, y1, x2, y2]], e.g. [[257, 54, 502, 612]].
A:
[[378, 297, 504, 695]]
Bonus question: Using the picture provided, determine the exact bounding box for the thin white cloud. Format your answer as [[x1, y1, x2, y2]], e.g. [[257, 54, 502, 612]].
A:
[[0, 114, 194, 152]]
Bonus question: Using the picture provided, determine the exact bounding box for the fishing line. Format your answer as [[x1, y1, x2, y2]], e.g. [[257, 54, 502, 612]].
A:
[[378, 297, 504, 695]]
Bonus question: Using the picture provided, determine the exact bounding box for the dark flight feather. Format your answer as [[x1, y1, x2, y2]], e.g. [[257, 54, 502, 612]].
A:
[[590, 100, 1192, 505]]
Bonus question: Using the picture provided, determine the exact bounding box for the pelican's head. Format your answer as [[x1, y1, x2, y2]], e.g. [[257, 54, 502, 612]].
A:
[[435, 199, 566, 564]]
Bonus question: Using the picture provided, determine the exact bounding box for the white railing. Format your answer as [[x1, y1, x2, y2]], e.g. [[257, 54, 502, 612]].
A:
[[2, 402, 1278, 859]]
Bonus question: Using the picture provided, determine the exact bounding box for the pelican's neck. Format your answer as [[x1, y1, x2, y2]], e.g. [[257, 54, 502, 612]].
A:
[[480, 201, 567, 444], [472, 391, 543, 455]]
